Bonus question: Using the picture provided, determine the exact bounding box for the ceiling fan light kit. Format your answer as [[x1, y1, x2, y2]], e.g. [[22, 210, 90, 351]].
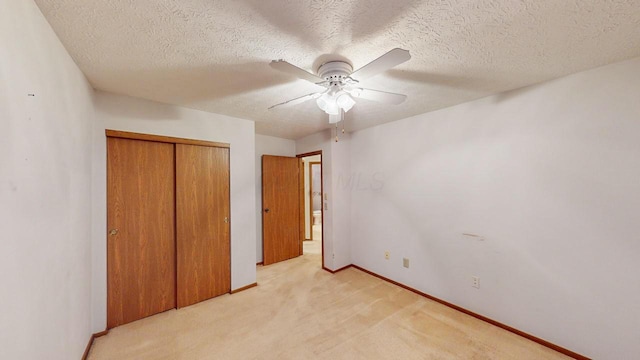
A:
[[269, 48, 412, 126], [313, 61, 357, 116], [335, 92, 355, 112]]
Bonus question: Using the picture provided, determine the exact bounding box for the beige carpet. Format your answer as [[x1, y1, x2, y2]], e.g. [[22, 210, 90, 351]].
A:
[[89, 252, 570, 360], [303, 237, 322, 255]]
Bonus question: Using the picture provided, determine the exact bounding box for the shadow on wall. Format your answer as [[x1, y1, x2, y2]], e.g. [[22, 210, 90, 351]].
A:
[[93, 91, 181, 121]]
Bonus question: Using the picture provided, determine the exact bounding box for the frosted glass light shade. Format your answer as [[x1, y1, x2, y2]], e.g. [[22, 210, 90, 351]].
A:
[[336, 93, 355, 112], [324, 102, 340, 115], [316, 93, 331, 112], [317, 93, 339, 115], [317, 90, 355, 116]]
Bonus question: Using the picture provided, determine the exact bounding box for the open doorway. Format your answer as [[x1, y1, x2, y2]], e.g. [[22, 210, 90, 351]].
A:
[[298, 152, 323, 261]]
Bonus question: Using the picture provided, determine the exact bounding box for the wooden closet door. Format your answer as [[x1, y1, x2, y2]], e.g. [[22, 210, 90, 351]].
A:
[[107, 138, 176, 328], [176, 144, 231, 308]]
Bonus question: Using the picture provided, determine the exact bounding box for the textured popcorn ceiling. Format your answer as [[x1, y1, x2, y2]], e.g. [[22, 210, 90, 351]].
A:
[[36, 0, 640, 139]]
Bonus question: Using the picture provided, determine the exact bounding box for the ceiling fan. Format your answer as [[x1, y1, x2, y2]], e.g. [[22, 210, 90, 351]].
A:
[[268, 48, 411, 124]]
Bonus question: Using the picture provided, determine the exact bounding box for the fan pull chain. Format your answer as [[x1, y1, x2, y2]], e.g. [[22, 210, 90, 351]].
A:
[[335, 123, 339, 142]]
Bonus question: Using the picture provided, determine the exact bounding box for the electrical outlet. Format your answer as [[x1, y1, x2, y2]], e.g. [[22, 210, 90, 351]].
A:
[[384, 251, 390, 260], [403, 258, 410, 268], [472, 276, 480, 289]]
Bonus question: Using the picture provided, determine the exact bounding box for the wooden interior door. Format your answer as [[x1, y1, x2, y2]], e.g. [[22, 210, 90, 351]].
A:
[[176, 144, 231, 307], [107, 137, 176, 328], [262, 155, 301, 265]]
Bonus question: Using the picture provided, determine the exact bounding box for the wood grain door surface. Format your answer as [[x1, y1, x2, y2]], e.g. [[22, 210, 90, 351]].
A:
[[107, 137, 176, 329], [262, 155, 301, 265], [176, 144, 231, 307]]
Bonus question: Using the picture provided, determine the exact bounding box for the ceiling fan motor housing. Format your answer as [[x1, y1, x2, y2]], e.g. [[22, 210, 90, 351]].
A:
[[317, 61, 353, 84]]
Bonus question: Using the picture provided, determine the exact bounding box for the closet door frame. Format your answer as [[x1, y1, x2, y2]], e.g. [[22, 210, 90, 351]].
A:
[[105, 130, 231, 325], [106, 130, 229, 149]]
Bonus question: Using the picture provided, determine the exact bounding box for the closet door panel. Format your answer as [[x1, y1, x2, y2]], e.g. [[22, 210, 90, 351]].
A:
[[176, 144, 231, 308], [107, 137, 176, 328]]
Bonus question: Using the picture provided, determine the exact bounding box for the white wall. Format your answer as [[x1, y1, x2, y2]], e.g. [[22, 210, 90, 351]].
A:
[[255, 134, 296, 263], [349, 57, 640, 359], [92, 91, 256, 332], [0, 1, 95, 359], [296, 130, 352, 270], [330, 134, 351, 270]]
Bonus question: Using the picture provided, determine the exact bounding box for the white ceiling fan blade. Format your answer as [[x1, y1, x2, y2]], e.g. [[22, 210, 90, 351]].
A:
[[270, 60, 324, 84], [350, 48, 411, 82], [268, 92, 324, 110], [350, 88, 407, 105]]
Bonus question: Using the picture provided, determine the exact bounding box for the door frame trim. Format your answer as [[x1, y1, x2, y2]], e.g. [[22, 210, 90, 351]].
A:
[[296, 151, 323, 269]]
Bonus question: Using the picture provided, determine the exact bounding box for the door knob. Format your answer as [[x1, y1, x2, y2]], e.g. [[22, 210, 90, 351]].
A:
[[109, 229, 119, 236], [264, 208, 270, 213]]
